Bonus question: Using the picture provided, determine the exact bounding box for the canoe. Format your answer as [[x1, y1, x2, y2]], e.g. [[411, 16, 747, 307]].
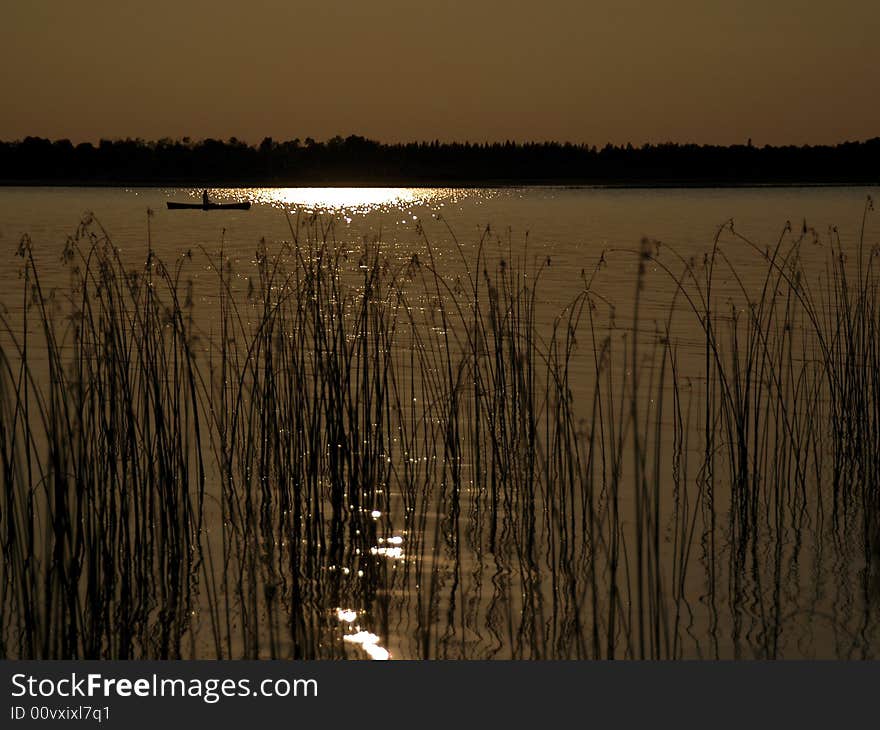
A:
[[167, 201, 251, 210]]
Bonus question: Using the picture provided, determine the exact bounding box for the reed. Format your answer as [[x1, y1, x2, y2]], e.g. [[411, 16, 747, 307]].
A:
[[1, 201, 878, 659]]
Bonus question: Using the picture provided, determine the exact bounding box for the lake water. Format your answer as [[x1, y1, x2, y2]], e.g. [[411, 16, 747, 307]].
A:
[[1, 185, 879, 659], [1, 185, 874, 296]]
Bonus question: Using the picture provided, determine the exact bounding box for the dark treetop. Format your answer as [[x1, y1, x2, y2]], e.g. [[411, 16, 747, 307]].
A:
[[2, 135, 879, 186]]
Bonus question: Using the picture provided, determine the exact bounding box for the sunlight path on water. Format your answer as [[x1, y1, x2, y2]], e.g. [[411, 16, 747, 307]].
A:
[[334, 526, 406, 660], [336, 608, 390, 660], [229, 187, 451, 215]]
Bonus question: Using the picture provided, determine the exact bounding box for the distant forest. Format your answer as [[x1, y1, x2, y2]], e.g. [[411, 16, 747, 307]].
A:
[[2, 135, 879, 186]]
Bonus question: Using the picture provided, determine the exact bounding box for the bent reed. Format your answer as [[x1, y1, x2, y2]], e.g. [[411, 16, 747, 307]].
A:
[[1, 201, 879, 659]]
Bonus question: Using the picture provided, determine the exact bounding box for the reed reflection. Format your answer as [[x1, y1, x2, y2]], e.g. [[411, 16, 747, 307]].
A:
[[2, 205, 880, 660]]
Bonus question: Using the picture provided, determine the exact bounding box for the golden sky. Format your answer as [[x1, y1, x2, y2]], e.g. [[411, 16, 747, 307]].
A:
[[2, 0, 878, 145]]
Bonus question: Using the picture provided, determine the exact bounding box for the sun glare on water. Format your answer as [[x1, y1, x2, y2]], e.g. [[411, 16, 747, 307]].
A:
[[234, 187, 442, 214]]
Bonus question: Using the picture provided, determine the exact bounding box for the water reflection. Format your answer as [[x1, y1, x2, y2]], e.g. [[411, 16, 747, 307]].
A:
[[216, 187, 450, 214], [337, 609, 391, 660], [371, 535, 405, 562], [4, 193, 880, 661], [337, 608, 358, 624], [343, 631, 391, 661]]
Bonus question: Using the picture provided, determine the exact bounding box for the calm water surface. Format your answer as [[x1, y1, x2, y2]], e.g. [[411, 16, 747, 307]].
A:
[[2, 185, 874, 332], [1, 185, 874, 272], [1, 185, 879, 659]]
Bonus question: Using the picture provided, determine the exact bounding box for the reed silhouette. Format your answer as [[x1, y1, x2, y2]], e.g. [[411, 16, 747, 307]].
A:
[[1, 202, 879, 659]]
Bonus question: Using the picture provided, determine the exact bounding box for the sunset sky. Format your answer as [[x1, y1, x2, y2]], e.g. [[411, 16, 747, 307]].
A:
[[2, 0, 878, 146]]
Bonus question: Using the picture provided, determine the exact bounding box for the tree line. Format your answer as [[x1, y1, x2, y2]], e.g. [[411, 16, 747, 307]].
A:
[[1, 135, 879, 185]]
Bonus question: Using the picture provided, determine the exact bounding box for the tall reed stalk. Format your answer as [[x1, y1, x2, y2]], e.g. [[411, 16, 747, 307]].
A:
[[1, 202, 879, 659]]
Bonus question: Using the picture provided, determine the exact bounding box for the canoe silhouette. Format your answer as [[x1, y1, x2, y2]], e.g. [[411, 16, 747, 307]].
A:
[[167, 201, 251, 210]]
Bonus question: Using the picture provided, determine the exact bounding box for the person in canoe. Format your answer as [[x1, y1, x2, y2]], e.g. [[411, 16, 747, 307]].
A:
[[202, 189, 210, 206]]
